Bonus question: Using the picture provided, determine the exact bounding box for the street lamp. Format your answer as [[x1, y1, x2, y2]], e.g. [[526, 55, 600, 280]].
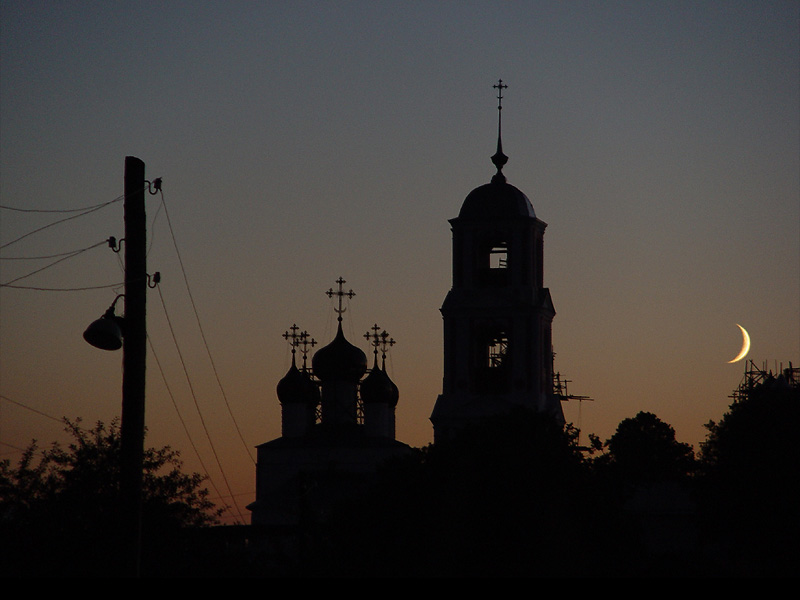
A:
[[84, 156, 148, 577], [83, 295, 124, 351]]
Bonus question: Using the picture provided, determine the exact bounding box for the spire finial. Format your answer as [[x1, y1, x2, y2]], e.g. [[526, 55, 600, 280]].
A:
[[365, 324, 396, 369], [283, 324, 317, 370], [299, 330, 316, 371], [326, 277, 355, 323], [365, 324, 382, 365], [491, 79, 508, 182], [283, 323, 301, 366]]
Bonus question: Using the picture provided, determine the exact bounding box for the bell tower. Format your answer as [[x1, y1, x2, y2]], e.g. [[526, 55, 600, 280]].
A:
[[431, 81, 564, 443]]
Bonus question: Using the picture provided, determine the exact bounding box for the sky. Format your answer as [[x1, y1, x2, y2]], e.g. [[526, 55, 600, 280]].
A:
[[1, 1, 798, 525]]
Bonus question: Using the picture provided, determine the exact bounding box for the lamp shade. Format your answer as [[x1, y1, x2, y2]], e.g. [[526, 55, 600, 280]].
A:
[[83, 313, 124, 350]]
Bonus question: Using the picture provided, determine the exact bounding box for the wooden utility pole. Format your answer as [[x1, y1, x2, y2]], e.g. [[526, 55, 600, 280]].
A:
[[120, 156, 147, 577]]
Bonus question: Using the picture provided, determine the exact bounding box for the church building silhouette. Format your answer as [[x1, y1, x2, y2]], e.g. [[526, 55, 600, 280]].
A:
[[431, 79, 564, 442], [248, 81, 564, 532]]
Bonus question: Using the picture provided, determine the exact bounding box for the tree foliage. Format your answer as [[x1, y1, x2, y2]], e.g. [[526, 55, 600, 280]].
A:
[[594, 411, 697, 483], [697, 372, 800, 575], [0, 418, 223, 576], [316, 410, 636, 577]]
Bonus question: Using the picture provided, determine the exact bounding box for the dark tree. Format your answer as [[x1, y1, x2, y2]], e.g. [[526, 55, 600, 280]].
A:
[[595, 411, 697, 483], [698, 370, 800, 576], [588, 412, 705, 575], [0, 418, 223, 577], [318, 410, 634, 577]]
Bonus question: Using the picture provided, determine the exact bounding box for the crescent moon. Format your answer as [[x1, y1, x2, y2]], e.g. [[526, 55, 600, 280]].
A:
[[727, 324, 751, 363]]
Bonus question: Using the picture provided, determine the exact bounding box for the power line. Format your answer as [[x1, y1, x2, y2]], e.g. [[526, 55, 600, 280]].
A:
[[1, 282, 125, 292], [0, 243, 111, 260], [0, 393, 66, 426], [0, 195, 125, 213], [155, 284, 246, 525], [0, 193, 125, 250], [148, 335, 236, 519], [157, 188, 255, 465], [1, 239, 111, 286]]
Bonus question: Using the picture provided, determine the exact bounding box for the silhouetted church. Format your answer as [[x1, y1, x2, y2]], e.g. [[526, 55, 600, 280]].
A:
[[431, 80, 564, 442], [248, 81, 564, 530], [247, 279, 412, 528]]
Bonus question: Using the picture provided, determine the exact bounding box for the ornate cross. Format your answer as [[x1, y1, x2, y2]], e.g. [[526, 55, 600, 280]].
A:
[[326, 277, 355, 322], [364, 324, 382, 361], [283, 324, 316, 369], [493, 79, 508, 111], [365, 323, 396, 366], [491, 79, 509, 178], [298, 330, 316, 370], [283, 323, 302, 361]]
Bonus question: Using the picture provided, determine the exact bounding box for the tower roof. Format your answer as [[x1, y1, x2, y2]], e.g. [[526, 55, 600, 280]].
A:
[[458, 180, 536, 219], [457, 79, 536, 220]]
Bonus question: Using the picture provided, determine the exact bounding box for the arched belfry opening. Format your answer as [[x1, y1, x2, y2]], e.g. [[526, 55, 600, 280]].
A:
[[431, 80, 564, 443]]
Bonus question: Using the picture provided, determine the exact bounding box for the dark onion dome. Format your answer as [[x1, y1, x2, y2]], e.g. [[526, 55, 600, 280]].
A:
[[360, 359, 399, 406], [458, 178, 536, 220], [277, 362, 320, 405], [385, 366, 399, 406], [311, 323, 367, 383]]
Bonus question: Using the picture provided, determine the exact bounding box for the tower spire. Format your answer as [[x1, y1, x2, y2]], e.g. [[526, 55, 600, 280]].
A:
[[491, 79, 509, 183]]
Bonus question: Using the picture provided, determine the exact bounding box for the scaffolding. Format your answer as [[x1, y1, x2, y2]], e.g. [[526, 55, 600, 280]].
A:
[[553, 371, 594, 448], [729, 360, 799, 404]]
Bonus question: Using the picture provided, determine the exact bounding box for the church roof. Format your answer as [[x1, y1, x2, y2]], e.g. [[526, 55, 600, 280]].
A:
[[277, 361, 320, 405], [360, 357, 399, 406], [457, 80, 536, 220], [458, 179, 536, 220], [311, 323, 367, 383]]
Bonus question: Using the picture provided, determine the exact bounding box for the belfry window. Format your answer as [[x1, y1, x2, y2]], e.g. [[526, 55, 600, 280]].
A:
[[476, 237, 510, 287], [489, 243, 507, 269], [473, 329, 510, 393], [486, 333, 508, 368]]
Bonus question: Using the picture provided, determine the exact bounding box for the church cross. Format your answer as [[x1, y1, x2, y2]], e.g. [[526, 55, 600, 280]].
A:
[[299, 330, 316, 370], [491, 79, 509, 179], [283, 323, 302, 363], [326, 277, 355, 322], [364, 323, 382, 360], [283, 324, 317, 369], [493, 79, 508, 110], [379, 330, 396, 362], [365, 324, 396, 367]]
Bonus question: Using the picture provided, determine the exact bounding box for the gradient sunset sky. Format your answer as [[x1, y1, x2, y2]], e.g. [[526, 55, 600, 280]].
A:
[[2, 1, 798, 524]]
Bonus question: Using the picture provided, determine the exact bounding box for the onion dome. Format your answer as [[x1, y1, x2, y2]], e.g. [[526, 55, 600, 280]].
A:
[[360, 358, 399, 406], [277, 360, 320, 405], [311, 323, 367, 383]]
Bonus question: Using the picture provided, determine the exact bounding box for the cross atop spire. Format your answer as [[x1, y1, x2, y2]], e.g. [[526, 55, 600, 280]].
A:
[[283, 323, 302, 365], [364, 323, 396, 368], [326, 277, 355, 323], [298, 330, 316, 370], [365, 323, 382, 361], [491, 79, 509, 182], [494, 79, 508, 109]]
